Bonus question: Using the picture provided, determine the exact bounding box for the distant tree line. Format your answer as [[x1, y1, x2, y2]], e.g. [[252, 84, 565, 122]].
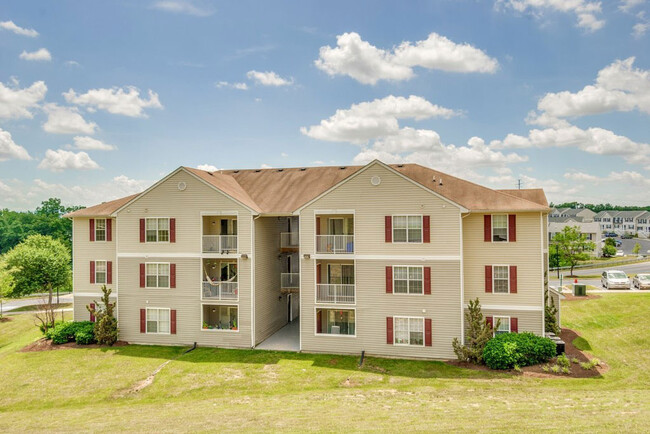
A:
[[550, 202, 650, 213]]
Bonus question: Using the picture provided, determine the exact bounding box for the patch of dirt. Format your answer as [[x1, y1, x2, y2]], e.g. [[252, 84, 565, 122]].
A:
[[0, 317, 11, 323], [113, 360, 171, 398], [563, 293, 602, 301], [340, 377, 361, 388], [20, 338, 127, 352]]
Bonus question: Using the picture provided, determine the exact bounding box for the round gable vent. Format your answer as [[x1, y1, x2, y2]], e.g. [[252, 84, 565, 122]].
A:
[[370, 175, 381, 186], [177, 181, 187, 191]]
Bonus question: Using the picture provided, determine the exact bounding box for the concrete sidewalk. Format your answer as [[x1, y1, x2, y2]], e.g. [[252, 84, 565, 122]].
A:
[[256, 320, 300, 352]]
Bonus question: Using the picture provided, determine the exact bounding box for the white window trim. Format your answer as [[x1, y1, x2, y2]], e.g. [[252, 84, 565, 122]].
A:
[[493, 315, 511, 336], [392, 214, 423, 244], [94, 218, 107, 243], [492, 264, 511, 295], [392, 265, 424, 295], [491, 214, 509, 243], [200, 303, 239, 333], [145, 262, 171, 289], [145, 307, 171, 335], [393, 315, 425, 347], [94, 260, 107, 285], [314, 307, 357, 338], [145, 217, 171, 244]]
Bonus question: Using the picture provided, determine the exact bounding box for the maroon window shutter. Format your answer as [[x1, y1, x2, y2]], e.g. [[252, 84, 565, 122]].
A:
[[385, 266, 393, 293], [484, 215, 492, 242], [424, 266, 431, 295], [106, 219, 112, 242], [140, 263, 145, 288], [170, 264, 176, 288], [509, 265, 517, 294], [90, 303, 95, 323], [387, 317, 394, 344], [140, 309, 146, 333], [90, 261, 95, 284], [508, 214, 516, 242], [485, 265, 493, 293], [170, 218, 176, 243], [385, 216, 392, 243], [139, 219, 145, 243], [423, 216, 430, 243], [316, 217, 321, 236], [316, 310, 322, 333], [107, 261, 113, 285], [486, 315, 493, 329], [425, 318, 432, 346], [511, 317, 518, 333], [89, 219, 95, 242], [316, 263, 321, 284], [171, 310, 177, 334]]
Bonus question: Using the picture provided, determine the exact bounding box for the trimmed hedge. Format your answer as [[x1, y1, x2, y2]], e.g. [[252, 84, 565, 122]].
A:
[[48, 321, 96, 345], [483, 332, 556, 370]]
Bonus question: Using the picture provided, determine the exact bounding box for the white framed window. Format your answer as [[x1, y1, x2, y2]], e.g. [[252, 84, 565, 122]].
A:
[[394, 316, 424, 346], [493, 265, 510, 294], [95, 260, 107, 284], [146, 218, 170, 243], [146, 308, 170, 334], [494, 316, 510, 335], [201, 304, 238, 331], [393, 215, 422, 243], [146, 263, 170, 288], [393, 266, 423, 294], [95, 218, 106, 241], [492, 215, 508, 242]]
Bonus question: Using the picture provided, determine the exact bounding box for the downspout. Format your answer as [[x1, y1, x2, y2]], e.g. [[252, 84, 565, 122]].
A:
[[459, 212, 471, 345]]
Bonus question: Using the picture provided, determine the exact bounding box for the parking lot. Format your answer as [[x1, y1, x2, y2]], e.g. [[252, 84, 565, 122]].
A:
[[550, 257, 650, 291], [613, 237, 650, 255]]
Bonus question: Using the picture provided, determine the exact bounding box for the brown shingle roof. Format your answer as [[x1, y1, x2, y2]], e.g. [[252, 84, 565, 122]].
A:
[[65, 161, 549, 218]]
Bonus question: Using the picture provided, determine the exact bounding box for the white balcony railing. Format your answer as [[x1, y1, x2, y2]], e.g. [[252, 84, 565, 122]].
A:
[[280, 232, 299, 249], [202, 235, 238, 253], [316, 284, 355, 304], [202, 281, 238, 300], [316, 235, 354, 254], [281, 273, 300, 289]]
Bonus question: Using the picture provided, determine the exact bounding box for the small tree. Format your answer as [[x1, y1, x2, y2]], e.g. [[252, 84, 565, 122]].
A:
[[552, 226, 595, 276], [0, 260, 12, 319], [87, 285, 118, 345], [544, 288, 560, 335], [452, 298, 497, 364], [602, 240, 617, 258], [633, 242, 641, 255]]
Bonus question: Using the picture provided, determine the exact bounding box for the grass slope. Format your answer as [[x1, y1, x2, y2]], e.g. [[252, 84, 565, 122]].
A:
[[0, 295, 649, 432]]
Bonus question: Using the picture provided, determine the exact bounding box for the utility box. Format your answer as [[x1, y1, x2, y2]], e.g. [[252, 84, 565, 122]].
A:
[[574, 284, 587, 296]]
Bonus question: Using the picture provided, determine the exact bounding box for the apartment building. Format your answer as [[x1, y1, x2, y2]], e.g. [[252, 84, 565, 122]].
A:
[[593, 210, 650, 236], [549, 207, 595, 222], [65, 160, 550, 360]]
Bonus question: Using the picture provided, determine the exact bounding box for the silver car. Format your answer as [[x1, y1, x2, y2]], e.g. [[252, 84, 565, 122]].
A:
[[632, 273, 650, 290], [601, 270, 631, 290]]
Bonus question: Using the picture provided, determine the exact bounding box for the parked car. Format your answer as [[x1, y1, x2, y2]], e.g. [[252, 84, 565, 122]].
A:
[[601, 270, 631, 289], [605, 232, 618, 237], [615, 249, 624, 256], [632, 273, 650, 290], [615, 240, 622, 247]]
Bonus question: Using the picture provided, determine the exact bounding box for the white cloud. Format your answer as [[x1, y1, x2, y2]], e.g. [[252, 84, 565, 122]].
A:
[[620, 0, 645, 12], [301, 95, 460, 144], [63, 86, 163, 117], [0, 20, 38, 37], [496, 0, 605, 32], [281, 152, 288, 158], [197, 164, 218, 171], [65, 60, 81, 67], [215, 81, 248, 90], [246, 70, 294, 87], [19, 48, 52, 62], [151, 1, 215, 16], [0, 127, 31, 161], [633, 20, 650, 37], [37, 149, 100, 172], [72, 136, 116, 151], [42, 104, 98, 135], [315, 32, 499, 85], [260, 163, 273, 169], [565, 170, 650, 186], [0, 79, 47, 119]]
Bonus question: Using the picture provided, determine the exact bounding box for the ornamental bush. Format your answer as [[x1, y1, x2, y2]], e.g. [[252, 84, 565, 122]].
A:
[[49, 321, 95, 345], [483, 332, 556, 370]]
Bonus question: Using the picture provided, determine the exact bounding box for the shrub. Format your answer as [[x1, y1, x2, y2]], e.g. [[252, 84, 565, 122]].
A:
[[551, 365, 560, 374], [562, 366, 570, 374], [49, 321, 95, 345], [87, 285, 118, 346], [75, 331, 94, 345], [571, 357, 580, 364], [452, 298, 494, 364], [483, 332, 556, 370], [557, 353, 570, 368]]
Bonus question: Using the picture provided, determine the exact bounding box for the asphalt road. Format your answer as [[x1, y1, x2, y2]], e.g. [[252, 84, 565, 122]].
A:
[[612, 237, 650, 255], [1, 293, 73, 313], [550, 259, 650, 290]]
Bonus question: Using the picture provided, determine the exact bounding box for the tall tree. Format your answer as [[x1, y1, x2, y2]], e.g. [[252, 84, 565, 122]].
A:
[[552, 226, 596, 276]]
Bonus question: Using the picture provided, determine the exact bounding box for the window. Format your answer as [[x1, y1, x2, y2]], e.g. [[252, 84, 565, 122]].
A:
[[393, 266, 423, 294], [493, 266, 509, 294], [146, 263, 170, 288], [95, 219, 106, 241], [393, 216, 422, 243], [492, 215, 508, 242], [202, 305, 238, 331], [494, 316, 510, 335], [146, 308, 170, 334], [95, 260, 107, 284], [326, 263, 354, 284], [146, 218, 169, 242], [316, 309, 355, 336], [394, 317, 424, 346]]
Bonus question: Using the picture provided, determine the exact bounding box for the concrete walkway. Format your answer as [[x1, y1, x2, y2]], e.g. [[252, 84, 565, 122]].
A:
[[256, 320, 300, 352]]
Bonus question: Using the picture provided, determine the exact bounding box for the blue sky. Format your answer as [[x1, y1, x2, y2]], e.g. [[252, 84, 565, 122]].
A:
[[1, 0, 649, 210]]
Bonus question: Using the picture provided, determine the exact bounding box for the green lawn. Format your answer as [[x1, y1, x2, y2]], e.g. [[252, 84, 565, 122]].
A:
[[0, 295, 649, 431]]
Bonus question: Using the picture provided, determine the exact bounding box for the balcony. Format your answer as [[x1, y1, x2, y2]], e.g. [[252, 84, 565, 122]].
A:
[[280, 232, 299, 252], [316, 284, 355, 304], [315, 214, 354, 254], [281, 272, 300, 294], [202, 235, 238, 253], [202, 281, 238, 300], [316, 235, 354, 254], [202, 215, 237, 253]]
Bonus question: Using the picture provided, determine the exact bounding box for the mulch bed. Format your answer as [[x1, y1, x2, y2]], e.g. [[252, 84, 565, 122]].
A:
[[20, 338, 128, 353], [563, 293, 601, 301], [447, 327, 608, 379]]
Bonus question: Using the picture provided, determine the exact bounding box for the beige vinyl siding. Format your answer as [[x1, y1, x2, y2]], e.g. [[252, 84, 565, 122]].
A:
[[468, 309, 543, 336], [254, 217, 288, 345], [116, 170, 253, 255], [463, 212, 544, 307], [118, 256, 251, 347]]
